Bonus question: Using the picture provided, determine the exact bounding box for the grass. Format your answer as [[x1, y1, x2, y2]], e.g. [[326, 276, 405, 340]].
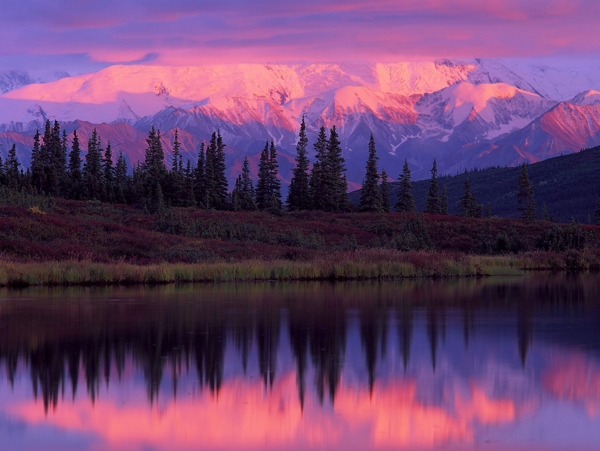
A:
[[0, 250, 533, 287]]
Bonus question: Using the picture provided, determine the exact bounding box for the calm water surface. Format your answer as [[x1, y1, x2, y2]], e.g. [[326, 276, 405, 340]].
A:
[[1, 273, 600, 450]]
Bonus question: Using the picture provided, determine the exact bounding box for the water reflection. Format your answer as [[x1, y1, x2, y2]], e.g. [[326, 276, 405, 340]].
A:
[[1, 273, 600, 450]]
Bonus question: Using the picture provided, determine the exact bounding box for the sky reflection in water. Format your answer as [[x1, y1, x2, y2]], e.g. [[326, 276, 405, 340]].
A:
[[0, 274, 599, 450]]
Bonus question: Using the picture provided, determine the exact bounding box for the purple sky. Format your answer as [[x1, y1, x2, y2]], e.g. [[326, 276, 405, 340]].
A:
[[2, 0, 600, 73]]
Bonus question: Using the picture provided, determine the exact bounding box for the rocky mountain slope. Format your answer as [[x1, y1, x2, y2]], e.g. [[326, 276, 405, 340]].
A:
[[1, 59, 600, 186]]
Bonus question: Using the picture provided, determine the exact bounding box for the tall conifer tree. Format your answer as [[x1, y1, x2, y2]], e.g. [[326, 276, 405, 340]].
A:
[[424, 159, 440, 214], [83, 129, 105, 200], [395, 159, 415, 213], [67, 130, 82, 199], [5, 144, 20, 190], [359, 134, 382, 212], [31, 131, 44, 193], [239, 156, 257, 211], [103, 142, 115, 202], [114, 151, 128, 204], [194, 143, 206, 209], [324, 126, 349, 212], [309, 126, 328, 211], [287, 116, 311, 211], [517, 163, 536, 221]]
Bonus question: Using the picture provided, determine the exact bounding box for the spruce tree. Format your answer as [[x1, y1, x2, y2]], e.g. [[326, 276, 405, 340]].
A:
[[83, 129, 105, 200], [395, 159, 415, 213], [309, 126, 328, 211], [231, 175, 243, 211], [517, 163, 536, 221], [204, 131, 228, 210], [44, 120, 65, 196], [424, 159, 440, 214], [239, 156, 257, 211], [268, 140, 282, 214], [440, 186, 449, 215], [181, 160, 196, 207], [324, 126, 349, 212], [142, 127, 168, 212], [358, 134, 383, 212], [5, 144, 20, 190], [380, 170, 390, 213], [194, 143, 206, 208], [67, 130, 82, 199], [31, 131, 44, 193], [256, 141, 271, 211], [167, 129, 184, 206], [213, 131, 229, 209], [287, 116, 311, 211], [460, 178, 477, 217], [255, 141, 282, 213], [103, 142, 115, 202]]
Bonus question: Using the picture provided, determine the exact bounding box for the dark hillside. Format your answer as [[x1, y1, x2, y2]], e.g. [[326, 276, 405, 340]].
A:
[[352, 146, 600, 223]]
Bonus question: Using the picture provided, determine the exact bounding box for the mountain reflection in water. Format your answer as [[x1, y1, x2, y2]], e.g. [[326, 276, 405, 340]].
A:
[[1, 273, 600, 450]]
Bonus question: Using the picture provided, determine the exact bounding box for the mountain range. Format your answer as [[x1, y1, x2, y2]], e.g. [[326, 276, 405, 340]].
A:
[[1, 59, 600, 188]]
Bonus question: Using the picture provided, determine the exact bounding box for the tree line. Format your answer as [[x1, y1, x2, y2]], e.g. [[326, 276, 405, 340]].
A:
[[1, 118, 597, 223]]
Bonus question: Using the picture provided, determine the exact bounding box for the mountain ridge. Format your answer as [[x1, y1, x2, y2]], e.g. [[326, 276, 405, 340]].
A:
[[1, 59, 599, 187]]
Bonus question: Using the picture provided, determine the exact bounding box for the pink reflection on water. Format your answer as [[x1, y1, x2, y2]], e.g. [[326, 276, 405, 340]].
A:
[[5, 370, 524, 451]]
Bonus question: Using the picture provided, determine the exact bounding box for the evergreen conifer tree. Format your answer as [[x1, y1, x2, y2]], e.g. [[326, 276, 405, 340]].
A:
[[30, 131, 44, 193], [268, 140, 282, 213], [43, 120, 65, 196], [309, 126, 328, 211], [517, 163, 536, 221], [325, 126, 349, 212], [83, 129, 105, 200], [213, 131, 229, 209], [287, 116, 311, 211], [395, 159, 415, 213], [239, 156, 257, 211], [103, 142, 115, 202], [460, 178, 478, 217], [358, 134, 383, 212], [424, 159, 440, 214], [181, 160, 196, 207], [67, 130, 82, 199], [380, 170, 390, 213], [5, 144, 20, 190], [256, 141, 270, 211], [256, 141, 281, 213], [194, 143, 206, 208], [231, 176, 243, 211], [204, 131, 228, 210], [142, 127, 168, 212], [167, 129, 185, 206]]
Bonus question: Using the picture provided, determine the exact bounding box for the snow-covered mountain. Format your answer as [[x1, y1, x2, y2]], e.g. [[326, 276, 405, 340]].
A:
[[1, 59, 600, 185], [0, 70, 70, 94]]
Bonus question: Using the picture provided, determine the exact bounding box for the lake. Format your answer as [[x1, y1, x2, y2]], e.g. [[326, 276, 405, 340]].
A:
[[0, 273, 599, 450]]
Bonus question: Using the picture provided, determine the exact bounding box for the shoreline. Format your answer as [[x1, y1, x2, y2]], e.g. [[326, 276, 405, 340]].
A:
[[0, 250, 593, 288]]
